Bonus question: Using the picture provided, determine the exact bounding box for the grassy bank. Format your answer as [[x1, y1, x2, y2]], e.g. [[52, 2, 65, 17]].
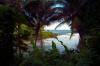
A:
[[42, 31, 58, 38], [32, 31, 58, 40], [18, 24, 58, 40]]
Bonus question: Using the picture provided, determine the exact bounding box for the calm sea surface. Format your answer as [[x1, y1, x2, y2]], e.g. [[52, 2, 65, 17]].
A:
[[44, 30, 72, 34]]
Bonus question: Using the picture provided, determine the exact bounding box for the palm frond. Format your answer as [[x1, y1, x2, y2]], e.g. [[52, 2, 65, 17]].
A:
[[55, 21, 65, 30]]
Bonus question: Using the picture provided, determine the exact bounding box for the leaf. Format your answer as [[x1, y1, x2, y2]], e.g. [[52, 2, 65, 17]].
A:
[[29, 37, 41, 57], [52, 41, 58, 52], [60, 41, 69, 53], [29, 37, 37, 50], [52, 41, 57, 50], [55, 37, 69, 54], [14, 12, 28, 24], [55, 21, 65, 30]]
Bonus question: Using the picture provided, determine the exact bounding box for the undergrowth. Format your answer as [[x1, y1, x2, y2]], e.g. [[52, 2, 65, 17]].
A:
[[18, 37, 94, 66]]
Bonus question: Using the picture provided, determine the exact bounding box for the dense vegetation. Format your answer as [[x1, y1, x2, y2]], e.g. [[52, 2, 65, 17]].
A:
[[0, 0, 100, 66]]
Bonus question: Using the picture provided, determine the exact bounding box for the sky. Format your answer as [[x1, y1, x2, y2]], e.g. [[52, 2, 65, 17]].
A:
[[44, 2, 71, 30], [51, 3, 65, 9], [44, 22, 71, 30]]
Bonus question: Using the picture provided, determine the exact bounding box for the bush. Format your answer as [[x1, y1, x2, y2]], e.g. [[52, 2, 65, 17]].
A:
[[18, 38, 95, 66]]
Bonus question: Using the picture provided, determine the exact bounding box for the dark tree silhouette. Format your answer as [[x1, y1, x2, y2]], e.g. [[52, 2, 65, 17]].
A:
[[0, 5, 15, 65]]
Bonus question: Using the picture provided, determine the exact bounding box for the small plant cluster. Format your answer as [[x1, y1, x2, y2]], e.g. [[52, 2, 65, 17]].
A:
[[18, 38, 93, 66]]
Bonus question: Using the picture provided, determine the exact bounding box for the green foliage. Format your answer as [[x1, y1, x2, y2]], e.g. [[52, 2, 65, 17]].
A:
[[41, 31, 58, 39], [20, 24, 33, 39], [18, 39, 94, 66], [52, 41, 58, 52], [30, 37, 39, 52], [76, 48, 93, 66], [0, 5, 29, 65], [0, 5, 17, 65], [1, 0, 100, 66], [55, 37, 69, 54], [14, 12, 28, 24], [0, 5, 27, 24]]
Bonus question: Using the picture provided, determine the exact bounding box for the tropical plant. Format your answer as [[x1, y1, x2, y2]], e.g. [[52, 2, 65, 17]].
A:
[[0, 5, 27, 65], [1, 0, 100, 66]]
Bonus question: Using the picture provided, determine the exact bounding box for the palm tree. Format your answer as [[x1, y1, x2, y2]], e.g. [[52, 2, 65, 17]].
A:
[[23, 0, 67, 45]]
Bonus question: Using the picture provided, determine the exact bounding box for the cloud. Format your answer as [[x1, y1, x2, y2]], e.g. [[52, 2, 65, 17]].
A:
[[44, 22, 71, 30]]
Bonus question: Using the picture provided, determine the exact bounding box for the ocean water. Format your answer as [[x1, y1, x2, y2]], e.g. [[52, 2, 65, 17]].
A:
[[44, 30, 72, 34]]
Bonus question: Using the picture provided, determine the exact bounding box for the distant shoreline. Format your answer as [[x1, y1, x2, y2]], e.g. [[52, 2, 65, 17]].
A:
[[23, 30, 78, 41], [33, 30, 78, 40], [44, 30, 72, 34]]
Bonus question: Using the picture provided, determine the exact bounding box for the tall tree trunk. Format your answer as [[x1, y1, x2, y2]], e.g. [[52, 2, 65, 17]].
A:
[[16, 0, 22, 56]]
